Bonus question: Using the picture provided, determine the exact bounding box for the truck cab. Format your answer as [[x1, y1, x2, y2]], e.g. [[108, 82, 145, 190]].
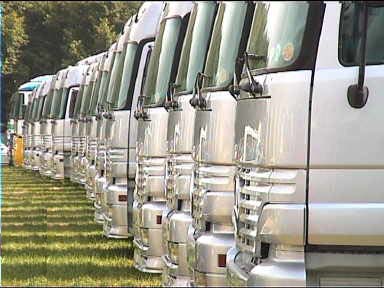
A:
[[93, 43, 117, 223], [9, 77, 50, 166], [102, 2, 163, 239], [51, 65, 86, 179], [22, 96, 34, 169], [70, 62, 94, 183], [186, 2, 254, 286], [70, 54, 102, 184], [31, 77, 55, 171], [21, 89, 39, 169], [160, 2, 217, 286], [85, 54, 107, 199], [78, 61, 102, 185], [227, 2, 384, 286], [133, 1, 194, 274], [41, 69, 68, 177]]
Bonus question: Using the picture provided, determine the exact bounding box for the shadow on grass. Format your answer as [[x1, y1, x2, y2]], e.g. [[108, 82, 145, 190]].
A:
[[2, 244, 134, 259]]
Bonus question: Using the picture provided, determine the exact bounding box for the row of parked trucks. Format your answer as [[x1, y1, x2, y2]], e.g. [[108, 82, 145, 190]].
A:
[[7, 1, 384, 286]]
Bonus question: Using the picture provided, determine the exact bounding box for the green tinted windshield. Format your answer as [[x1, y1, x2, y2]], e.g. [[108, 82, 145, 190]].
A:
[[203, 2, 248, 89], [36, 96, 45, 122], [42, 86, 54, 119], [57, 87, 69, 119], [107, 44, 128, 109], [143, 18, 182, 106], [31, 98, 38, 121], [98, 52, 116, 110], [19, 93, 27, 119], [73, 84, 85, 119], [24, 103, 30, 122], [175, 2, 216, 94], [89, 68, 102, 116], [247, 2, 308, 70], [116, 43, 138, 109], [80, 80, 95, 117], [96, 71, 109, 112], [50, 87, 63, 118]]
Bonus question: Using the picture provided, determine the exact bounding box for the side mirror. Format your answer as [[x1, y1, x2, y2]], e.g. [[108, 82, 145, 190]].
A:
[[240, 52, 264, 97], [164, 83, 179, 111], [229, 56, 244, 99], [347, 3, 369, 108]]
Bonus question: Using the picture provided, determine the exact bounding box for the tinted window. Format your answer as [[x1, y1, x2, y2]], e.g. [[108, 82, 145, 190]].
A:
[[68, 88, 79, 119], [203, 2, 248, 89], [143, 18, 182, 106], [174, 2, 216, 94], [340, 3, 384, 66], [247, 2, 309, 70]]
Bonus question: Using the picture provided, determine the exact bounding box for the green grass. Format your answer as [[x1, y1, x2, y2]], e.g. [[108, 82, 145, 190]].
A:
[[1, 166, 160, 286]]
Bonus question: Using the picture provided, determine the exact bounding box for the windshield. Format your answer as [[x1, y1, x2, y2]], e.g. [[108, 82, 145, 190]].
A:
[[36, 96, 45, 122], [246, 2, 309, 71], [95, 71, 109, 112], [89, 70, 102, 116], [15, 93, 24, 119], [31, 98, 38, 122], [98, 52, 116, 111], [107, 45, 127, 109], [24, 103, 30, 122], [203, 2, 248, 89], [57, 87, 69, 119], [115, 43, 138, 110], [42, 86, 54, 119], [80, 79, 95, 117], [143, 17, 182, 106], [73, 84, 85, 119], [175, 2, 216, 94], [49, 87, 63, 118]]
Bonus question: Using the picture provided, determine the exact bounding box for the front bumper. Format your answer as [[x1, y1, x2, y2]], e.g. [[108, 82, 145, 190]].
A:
[[70, 155, 81, 183], [94, 174, 107, 223], [31, 149, 41, 171], [248, 248, 305, 287], [188, 229, 234, 287], [40, 152, 54, 177], [134, 244, 164, 273], [52, 153, 64, 180], [226, 247, 251, 286], [103, 204, 129, 239], [134, 201, 166, 273], [162, 211, 192, 286]]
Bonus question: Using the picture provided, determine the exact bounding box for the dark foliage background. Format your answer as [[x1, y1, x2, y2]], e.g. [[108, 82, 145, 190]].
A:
[[1, 1, 141, 130]]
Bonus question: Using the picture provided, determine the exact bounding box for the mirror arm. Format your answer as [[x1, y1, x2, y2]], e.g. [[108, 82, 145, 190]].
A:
[[242, 52, 263, 97], [190, 73, 201, 108], [347, 3, 369, 108]]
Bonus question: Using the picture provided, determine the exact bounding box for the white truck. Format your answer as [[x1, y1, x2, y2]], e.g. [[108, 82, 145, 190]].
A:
[[227, 1, 384, 286]]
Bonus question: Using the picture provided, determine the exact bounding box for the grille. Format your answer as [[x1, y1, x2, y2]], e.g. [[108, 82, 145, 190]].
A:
[[191, 164, 235, 233], [43, 135, 52, 151], [235, 166, 299, 256], [135, 156, 166, 200], [165, 154, 194, 211]]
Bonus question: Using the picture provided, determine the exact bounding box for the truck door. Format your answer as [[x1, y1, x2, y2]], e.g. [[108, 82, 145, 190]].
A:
[[309, 2, 384, 247]]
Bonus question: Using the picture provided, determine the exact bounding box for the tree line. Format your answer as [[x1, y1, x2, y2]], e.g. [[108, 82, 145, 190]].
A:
[[1, 1, 141, 130]]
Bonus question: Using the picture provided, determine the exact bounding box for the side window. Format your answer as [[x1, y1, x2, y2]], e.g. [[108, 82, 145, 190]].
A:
[[339, 3, 384, 66], [68, 88, 79, 119]]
